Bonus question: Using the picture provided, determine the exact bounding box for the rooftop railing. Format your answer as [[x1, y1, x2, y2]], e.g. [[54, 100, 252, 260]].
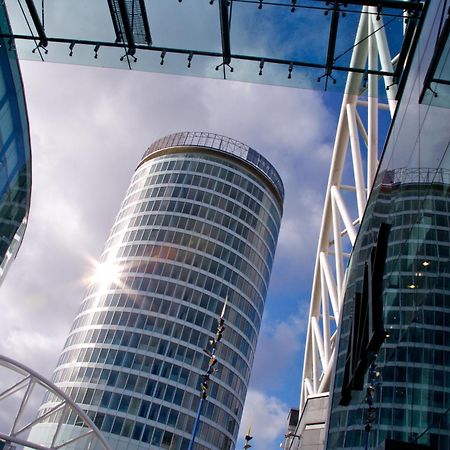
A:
[[143, 131, 284, 200]]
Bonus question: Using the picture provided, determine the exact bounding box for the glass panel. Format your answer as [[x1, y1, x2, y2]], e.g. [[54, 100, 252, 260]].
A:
[[3, 0, 413, 96]]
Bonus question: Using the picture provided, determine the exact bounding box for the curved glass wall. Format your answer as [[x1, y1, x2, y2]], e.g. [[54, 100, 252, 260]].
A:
[[0, 3, 32, 282], [29, 134, 283, 450], [327, 2, 450, 449]]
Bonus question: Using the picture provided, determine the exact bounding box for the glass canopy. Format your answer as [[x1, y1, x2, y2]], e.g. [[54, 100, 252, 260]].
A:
[[2, 1, 423, 95]]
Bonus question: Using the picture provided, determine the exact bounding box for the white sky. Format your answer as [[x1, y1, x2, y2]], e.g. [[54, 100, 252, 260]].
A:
[[0, 60, 340, 449]]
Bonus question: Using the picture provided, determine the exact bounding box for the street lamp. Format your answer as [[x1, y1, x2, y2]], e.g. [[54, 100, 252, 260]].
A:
[[244, 428, 253, 449], [188, 297, 228, 450]]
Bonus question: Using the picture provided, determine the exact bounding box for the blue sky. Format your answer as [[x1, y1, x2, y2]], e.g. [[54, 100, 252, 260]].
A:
[[0, 60, 346, 449]]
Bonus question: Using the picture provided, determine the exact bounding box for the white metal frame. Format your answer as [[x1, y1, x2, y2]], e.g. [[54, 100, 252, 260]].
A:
[[0, 354, 111, 450], [300, 6, 399, 409]]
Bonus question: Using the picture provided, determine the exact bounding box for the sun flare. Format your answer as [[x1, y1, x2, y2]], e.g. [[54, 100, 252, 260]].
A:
[[88, 260, 123, 288]]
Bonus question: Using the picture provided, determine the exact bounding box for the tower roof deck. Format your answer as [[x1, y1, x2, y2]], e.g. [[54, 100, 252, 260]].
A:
[[143, 131, 285, 202]]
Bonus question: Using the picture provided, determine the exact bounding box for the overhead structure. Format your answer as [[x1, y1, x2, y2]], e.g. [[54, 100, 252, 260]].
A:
[[299, 3, 422, 410], [0, 354, 111, 450], [106, 0, 152, 59], [4, 0, 420, 92]]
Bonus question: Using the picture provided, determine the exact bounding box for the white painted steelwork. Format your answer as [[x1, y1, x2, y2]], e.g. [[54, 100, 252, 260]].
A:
[[300, 6, 400, 410], [0, 354, 111, 450]]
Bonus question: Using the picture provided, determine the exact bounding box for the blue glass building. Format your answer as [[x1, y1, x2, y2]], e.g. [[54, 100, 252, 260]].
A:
[[29, 132, 283, 450], [0, 3, 32, 282], [326, 2, 450, 449]]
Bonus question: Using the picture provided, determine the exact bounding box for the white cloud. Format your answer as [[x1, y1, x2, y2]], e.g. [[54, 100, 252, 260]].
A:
[[0, 329, 55, 368], [250, 304, 308, 392], [238, 389, 288, 450]]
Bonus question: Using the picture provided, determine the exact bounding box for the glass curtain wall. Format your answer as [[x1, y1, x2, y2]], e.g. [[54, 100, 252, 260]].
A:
[[326, 1, 450, 449], [28, 133, 283, 450], [0, 3, 32, 282]]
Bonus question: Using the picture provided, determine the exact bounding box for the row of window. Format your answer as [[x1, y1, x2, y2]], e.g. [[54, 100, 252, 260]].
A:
[[388, 224, 450, 243], [121, 173, 280, 237], [384, 291, 449, 309], [384, 255, 448, 275], [108, 211, 272, 282], [387, 194, 450, 210], [387, 209, 450, 229], [383, 342, 449, 367], [106, 244, 266, 311], [116, 163, 280, 253], [344, 267, 450, 309], [140, 154, 266, 200], [336, 350, 450, 389], [389, 206, 450, 224], [53, 361, 243, 419], [337, 320, 450, 361], [60, 381, 238, 436], [103, 255, 263, 320], [78, 288, 259, 342], [97, 255, 263, 339], [376, 384, 450, 408], [43, 376, 238, 444], [57, 341, 247, 401], [115, 224, 270, 283], [52, 361, 241, 431], [108, 237, 268, 301], [113, 211, 271, 285], [332, 426, 448, 449], [136, 153, 281, 217], [69, 301, 255, 370], [64, 311, 252, 384], [41, 403, 230, 450], [119, 193, 276, 254], [338, 402, 449, 434], [392, 198, 450, 217], [64, 325, 250, 391], [94, 252, 264, 323], [108, 216, 272, 290], [114, 189, 277, 257], [384, 306, 450, 328]]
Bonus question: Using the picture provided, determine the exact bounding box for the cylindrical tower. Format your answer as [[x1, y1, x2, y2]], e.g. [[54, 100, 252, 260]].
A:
[[327, 169, 450, 449], [29, 132, 283, 450]]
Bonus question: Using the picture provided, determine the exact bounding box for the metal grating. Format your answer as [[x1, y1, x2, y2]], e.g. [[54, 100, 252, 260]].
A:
[[108, 0, 151, 46]]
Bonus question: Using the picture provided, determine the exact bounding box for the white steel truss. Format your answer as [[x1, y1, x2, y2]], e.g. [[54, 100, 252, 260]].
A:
[[0, 354, 111, 450], [300, 6, 400, 409]]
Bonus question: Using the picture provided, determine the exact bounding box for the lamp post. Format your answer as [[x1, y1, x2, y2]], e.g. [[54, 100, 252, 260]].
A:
[[188, 297, 227, 450], [364, 357, 380, 450], [243, 427, 253, 449]]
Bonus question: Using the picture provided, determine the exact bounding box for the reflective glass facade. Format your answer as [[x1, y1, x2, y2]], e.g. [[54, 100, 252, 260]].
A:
[[326, 2, 450, 449], [0, 3, 32, 282], [29, 132, 283, 450]]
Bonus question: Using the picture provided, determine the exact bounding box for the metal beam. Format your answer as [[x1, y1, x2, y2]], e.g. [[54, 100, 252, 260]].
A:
[[392, 10, 420, 85], [117, 0, 136, 55], [321, 0, 422, 11], [106, 0, 122, 43], [325, 2, 340, 80], [219, 0, 232, 65], [299, 2, 402, 414], [419, 7, 449, 103], [0, 354, 111, 450], [24, 0, 47, 48], [139, 0, 153, 45], [0, 33, 397, 80]]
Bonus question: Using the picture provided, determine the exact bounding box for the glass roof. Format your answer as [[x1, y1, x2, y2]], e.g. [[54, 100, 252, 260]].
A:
[[2, 0, 423, 96], [420, 8, 450, 109]]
